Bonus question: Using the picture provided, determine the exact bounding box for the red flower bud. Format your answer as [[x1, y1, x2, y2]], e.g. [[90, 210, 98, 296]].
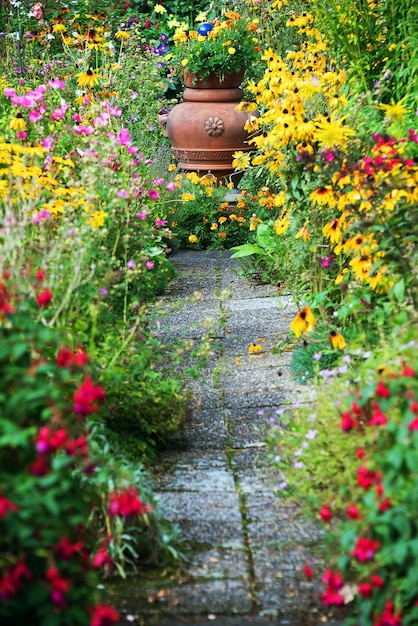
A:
[[347, 503, 360, 519], [37, 288, 53, 307], [376, 381, 390, 398], [319, 506, 332, 523], [303, 563, 313, 579], [358, 583, 373, 597]]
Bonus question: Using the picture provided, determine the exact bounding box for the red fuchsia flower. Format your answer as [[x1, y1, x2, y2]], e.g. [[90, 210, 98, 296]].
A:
[[351, 537, 380, 562], [65, 435, 89, 458], [408, 417, 418, 431], [371, 574, 384, 588], [347, 503, 360, 520], [370, 406, 388, 426], [358, 582, 373, 598], [374, 601, 402, 626], [37, 288, 53, 307], [30, 455, 50, 476], [56, 347, 74, 367], [35, 269, 45, 281], [352, 402, 362, 416], [46, 567, 71, 608], [90, 604, 120, 626], [356, 447, 366, 459], [0, 558, 31, 600], [54, 537, 84, 560], [108, 487, 152, 517], [319, 505, 332, 523], [56, 346, 88, 368], [376, 381, 391, 398], [303, 563, 313, 579], [321, 569, 345, 606], [357, 466, 381, 490], [35, 426, 68, 454], [0, 282, 15, 317], [341, 411, 357, 432], [73, 376, 105, 417], [378, 497, 392, 512], [92, 545, 113, 569], [0, 493, 19, 518], [402, 365, 415, 377]]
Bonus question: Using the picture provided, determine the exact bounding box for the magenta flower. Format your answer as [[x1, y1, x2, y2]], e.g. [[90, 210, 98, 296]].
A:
[[147, 189, 160, 200], [136, 212, 147, 219], [320, 255, 334, 268], [127, 259, 135, 269], [29, 109, 43, 123], [118, 128, 131, 146], [165, 181, 176, 190], [4, 87, 16, 98], [146, 261, 154, 270], [48, 77, 65, 89], [155, 219, 167, 226]]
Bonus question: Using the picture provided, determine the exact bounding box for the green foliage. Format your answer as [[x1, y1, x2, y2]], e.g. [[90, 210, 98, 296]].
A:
[[311, 0, 418, 107], [265, 327, 418, 624], [168, 174, 254, 250]]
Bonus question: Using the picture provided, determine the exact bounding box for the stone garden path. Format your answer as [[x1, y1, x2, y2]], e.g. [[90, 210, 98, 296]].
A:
[[112, 250, 343, 626]]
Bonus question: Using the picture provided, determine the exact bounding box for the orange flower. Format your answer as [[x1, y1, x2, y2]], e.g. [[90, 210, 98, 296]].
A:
[[290, 306, 316, 338]]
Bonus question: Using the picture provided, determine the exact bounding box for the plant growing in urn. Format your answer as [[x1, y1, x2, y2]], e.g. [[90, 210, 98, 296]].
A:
[[166, 10, 261, 83]]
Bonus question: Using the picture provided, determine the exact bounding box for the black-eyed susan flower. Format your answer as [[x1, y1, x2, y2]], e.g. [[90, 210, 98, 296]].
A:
[[274, 215, 290, 235], [310, 185, 336, 207], [290, 306, 316, 338], [322, 218, 343, 243], [77, 68, 101, 88], [9, 113, 26, 131], [329, 330, 346, 350], [248, 343, 262, 353]]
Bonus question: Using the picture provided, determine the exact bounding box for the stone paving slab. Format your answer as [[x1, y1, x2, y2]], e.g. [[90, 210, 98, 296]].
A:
[[170, 409, 228, 450], [245, 496, 324, 549], [225, 408, 271, 448], [223, 389, 287, 410], [152, 452, 236, 493], [157, 492, 245, 547]]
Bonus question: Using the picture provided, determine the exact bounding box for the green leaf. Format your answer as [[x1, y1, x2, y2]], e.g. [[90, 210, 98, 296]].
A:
[[391, 278, 405, 302], [230, 244, 264, 258]]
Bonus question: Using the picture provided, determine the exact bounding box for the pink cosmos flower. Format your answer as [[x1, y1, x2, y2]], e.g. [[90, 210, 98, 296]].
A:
[[147, 189, 160, 200], [50, 100, 69, 120], [166, 181, 176, 190], [29, 109, 43, 123], [4, 87, 16, 98], [118, 128, 131, 146], [73, 125, 94, 135], [48, 77, 64, 89]]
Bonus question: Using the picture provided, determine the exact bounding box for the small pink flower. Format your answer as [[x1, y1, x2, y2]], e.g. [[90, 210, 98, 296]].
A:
[[147, 189, 160, 200], [146, 261, 154, 270], [118, 128, 131, 146], [29, 109, 43, 123], [165, 181, 176, 190], [48, 77, 65, 89]]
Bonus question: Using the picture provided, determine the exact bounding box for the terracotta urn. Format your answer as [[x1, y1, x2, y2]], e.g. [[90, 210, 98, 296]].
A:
[[159, 69, 255, 183]]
